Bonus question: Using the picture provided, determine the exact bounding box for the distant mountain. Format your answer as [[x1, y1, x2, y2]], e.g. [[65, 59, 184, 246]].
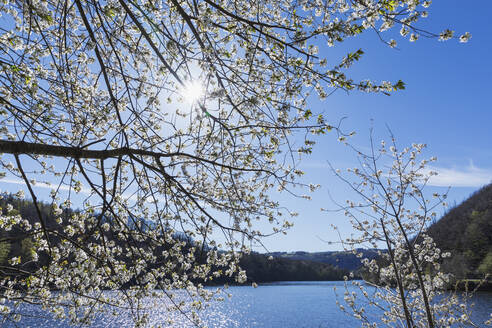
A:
[[267, 249, 382, 271], [427, 183, 492, 278]]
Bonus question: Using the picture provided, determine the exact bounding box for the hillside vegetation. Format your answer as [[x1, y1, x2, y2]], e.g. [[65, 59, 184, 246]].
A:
[[239, 253, 348, 283], [427, 183, 492, 278]]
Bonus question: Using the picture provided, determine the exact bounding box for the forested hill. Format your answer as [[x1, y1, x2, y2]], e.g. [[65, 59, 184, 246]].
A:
[[238, 254, 348, 283], [427, 183, 492, 278]]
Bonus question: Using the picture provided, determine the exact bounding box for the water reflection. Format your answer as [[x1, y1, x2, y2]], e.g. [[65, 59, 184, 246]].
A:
[[5, 281, 492, 327]]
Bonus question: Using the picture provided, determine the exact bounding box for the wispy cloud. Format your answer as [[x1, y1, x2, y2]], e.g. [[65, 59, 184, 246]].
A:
[[1, 178, 92, 194], [300, 159, 492, 188], [426, 163, 492, 187]]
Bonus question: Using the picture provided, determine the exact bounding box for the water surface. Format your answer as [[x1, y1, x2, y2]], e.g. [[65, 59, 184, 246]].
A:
[[6, 281, 492, 327]]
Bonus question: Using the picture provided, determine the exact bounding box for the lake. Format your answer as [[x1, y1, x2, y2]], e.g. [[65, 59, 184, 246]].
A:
[[6, 281, 492, 327]]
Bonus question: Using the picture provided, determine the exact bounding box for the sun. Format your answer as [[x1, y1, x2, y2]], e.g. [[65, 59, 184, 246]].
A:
[[180, 80, 205, 104]]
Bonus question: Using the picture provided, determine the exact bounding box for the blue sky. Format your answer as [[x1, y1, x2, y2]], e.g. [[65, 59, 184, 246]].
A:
[[1, 0, 491, 253], [256, 0, 492, 252]]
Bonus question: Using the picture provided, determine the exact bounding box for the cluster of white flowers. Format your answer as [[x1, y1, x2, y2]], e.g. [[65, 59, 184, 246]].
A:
[[0, 0, 475, 326], [330, 136, 490, 327]]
